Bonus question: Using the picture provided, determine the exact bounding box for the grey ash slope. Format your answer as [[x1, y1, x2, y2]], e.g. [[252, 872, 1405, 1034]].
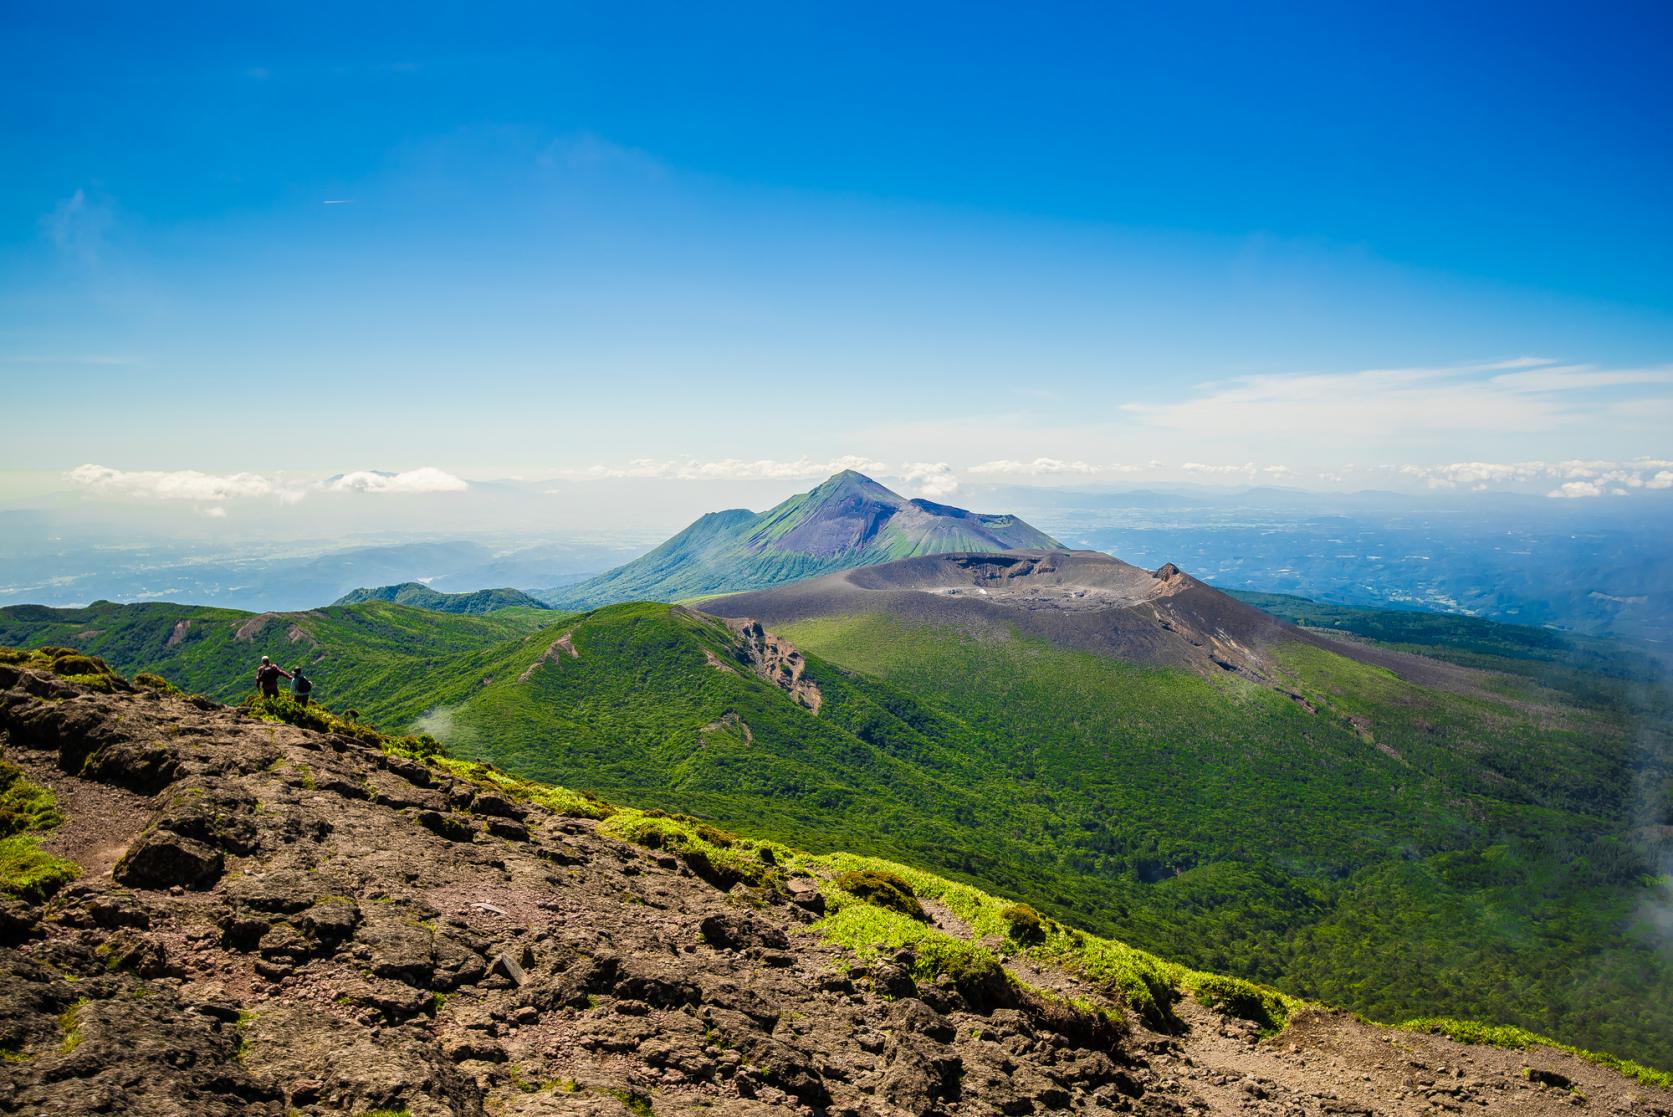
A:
[[703, 548, 1462, 691], [540, 471, 1060, 609]]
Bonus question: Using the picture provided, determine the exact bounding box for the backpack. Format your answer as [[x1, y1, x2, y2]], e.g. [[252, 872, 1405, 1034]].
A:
[[294, 674, 312, 696]]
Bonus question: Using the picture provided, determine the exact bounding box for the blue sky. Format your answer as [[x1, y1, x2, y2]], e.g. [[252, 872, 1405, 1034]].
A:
[[3, 1, 1672, 515]]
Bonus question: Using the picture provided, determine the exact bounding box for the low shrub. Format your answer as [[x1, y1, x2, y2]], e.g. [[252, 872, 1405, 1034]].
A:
[[694, 822, 736, 847], [133, 672, 183, 696], [1000, 902, 1048, 944], [834, 869, 928, 922], [1183, 972, 1296, 1034], [49, 654, 110, 678]]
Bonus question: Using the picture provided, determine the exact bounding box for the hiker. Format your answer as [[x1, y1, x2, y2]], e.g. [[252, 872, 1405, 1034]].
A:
[[255, 655, 291, 699], [290, 666, 313, 707]]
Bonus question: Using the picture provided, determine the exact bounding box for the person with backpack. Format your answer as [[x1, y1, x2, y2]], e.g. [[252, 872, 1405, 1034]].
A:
[[290, 666, 313, 707], [255, 656, 292, 699]]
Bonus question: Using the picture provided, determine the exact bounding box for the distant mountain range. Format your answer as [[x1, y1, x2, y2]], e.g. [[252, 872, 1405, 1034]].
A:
[[332, 582, 550, 615], [538, 470, 1059, 608]]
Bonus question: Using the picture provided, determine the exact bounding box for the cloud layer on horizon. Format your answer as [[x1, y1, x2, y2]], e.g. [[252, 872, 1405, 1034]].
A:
[[66, 464, 470, 507]]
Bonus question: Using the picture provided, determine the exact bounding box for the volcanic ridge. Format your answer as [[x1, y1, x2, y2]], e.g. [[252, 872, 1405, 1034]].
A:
[[541, 472, 1060, 609]]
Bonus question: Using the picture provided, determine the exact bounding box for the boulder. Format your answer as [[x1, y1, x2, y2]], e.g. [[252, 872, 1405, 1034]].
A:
[[114, 830, 224, 890], [699, 911, 791, 952]]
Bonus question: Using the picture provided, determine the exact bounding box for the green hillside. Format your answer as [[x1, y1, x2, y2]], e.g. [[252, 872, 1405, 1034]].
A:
[[7, 648, 1669, 1098], [332, 581, 551, 614], [541, 470, 1059, 607], [0, 599, 554, 720], [2, 593, 1668, 1067]]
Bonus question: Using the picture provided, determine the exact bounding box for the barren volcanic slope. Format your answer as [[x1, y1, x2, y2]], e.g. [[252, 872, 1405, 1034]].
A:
[[2, 656, 1670, 1116], [539, 471, 1060, 609], [703, 549, 1462, 690]]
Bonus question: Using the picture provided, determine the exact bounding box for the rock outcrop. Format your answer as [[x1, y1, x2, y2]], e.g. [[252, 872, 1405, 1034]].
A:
[[0, 662, 1668, 1116]]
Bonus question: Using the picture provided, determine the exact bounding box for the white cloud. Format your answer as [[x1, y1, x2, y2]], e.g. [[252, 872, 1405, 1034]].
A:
[[896, 462, 960, 500], [1124, 357, 1673, 445], [41, 189, 114, 266], [967, 458, 1168, 479], [562, 456, 889, 482], [1181, 461, 1258, 478], [539, 132, 666, 179], [1490, 366, 1673, 393], [69, 463, 479, 503], [1647, 471, 1673, 490], [1395, 458, 1673, 495], [67, 464, 284, 502], [1400, 461, 1547, 489], [327, 467, 469, 494]]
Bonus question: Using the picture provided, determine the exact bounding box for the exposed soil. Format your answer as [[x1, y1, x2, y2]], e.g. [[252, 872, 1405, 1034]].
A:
[[0, 667, 1667, 1116], [715, 615, 823, 713], [519, 633, 580, 683]]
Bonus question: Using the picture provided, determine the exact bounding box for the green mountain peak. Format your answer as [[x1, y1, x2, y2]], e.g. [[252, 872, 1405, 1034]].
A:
[[540, 470, 1060, 608]]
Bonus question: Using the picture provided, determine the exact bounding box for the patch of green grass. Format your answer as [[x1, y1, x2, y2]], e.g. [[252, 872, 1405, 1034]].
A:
[[0, 760, 62, 836], [132, 671, 182, 695], [0, 760, 76, 901], [57, 1000, 87, 1054], [608, 1088, 655, 1117], [600, 808, 784, 889], [805, 849, 1307, 1034], [1399, 1018, 1673, 1091]]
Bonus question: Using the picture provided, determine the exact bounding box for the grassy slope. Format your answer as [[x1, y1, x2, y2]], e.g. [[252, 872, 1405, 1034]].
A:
[[22, 647, 1664, 1088], [392, 600, 1673, 1066], [759, 613, 1673, 1068], [2, 596, 1669, 1066]]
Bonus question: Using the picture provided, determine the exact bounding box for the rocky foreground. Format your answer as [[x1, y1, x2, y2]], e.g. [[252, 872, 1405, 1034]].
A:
[[0, 662, 1669, 1117]]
